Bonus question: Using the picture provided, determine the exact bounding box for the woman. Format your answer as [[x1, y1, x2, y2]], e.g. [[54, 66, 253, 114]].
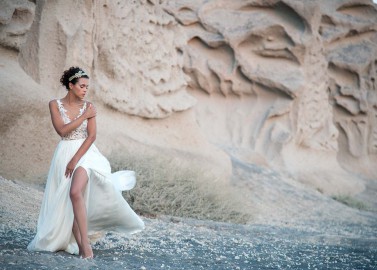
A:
[[28, 67, 144, 259]]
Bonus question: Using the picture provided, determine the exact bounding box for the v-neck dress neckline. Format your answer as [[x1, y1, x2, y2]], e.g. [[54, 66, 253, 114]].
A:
[[58, 99, 87, 123], [56, 99, 88, 140]]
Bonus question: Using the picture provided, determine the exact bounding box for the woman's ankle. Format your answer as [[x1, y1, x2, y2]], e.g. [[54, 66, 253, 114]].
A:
[[81, 238, 90, 245]]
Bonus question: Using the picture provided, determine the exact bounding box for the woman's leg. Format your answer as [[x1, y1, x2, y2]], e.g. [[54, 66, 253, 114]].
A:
[[70, 167, 93, 258], [72, 218, 82, 255]]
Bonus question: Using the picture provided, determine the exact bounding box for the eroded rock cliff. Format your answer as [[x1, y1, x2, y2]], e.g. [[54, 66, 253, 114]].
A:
[[1, 0, 376, 197], [164, 0, 377, 190]]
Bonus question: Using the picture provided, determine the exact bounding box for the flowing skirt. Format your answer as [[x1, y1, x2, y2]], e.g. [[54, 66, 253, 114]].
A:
[[27, 138, 144, 254]]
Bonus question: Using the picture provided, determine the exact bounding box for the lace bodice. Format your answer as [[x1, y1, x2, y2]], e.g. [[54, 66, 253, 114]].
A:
[[56, 99, 88, 140]]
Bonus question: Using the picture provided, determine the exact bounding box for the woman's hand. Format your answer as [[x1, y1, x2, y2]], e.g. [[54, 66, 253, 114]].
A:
[[65, 157, 78, 178], [83, 103, 96, 119]]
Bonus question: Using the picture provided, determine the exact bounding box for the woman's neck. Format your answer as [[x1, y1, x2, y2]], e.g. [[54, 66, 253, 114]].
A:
[[64, 92, 83, 105]]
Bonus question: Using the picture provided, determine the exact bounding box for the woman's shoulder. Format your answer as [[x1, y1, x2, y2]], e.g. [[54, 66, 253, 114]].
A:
[[49, 98, 63, 105], [48, 99, 63, 111], [49, 99, 58, 107]]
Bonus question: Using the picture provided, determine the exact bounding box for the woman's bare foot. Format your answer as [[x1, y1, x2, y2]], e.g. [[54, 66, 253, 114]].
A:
[[80, 242, 93, 259]]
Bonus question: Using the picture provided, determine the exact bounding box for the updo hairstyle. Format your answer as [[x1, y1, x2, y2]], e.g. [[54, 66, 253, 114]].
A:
[[60, 66, 89, 90]]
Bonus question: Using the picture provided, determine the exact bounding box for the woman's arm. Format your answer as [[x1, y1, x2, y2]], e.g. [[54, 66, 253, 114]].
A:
[[65, 104, 97, 178], [49, 100, 96, 137]]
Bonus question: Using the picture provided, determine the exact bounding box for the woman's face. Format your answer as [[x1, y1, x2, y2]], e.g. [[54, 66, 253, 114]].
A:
[[69, 77, 89, 99]]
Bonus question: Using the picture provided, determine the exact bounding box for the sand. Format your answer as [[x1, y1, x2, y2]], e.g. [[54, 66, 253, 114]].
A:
[[1, 176, 376, 270]]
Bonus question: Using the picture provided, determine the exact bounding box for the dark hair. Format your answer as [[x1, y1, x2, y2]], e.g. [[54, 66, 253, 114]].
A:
[[60, 66, 89, 90]]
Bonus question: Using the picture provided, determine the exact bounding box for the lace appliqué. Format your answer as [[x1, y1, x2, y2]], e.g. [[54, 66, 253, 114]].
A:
[[56, 99, 88, 140]]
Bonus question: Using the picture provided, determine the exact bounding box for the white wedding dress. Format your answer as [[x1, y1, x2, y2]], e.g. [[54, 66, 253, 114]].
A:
[[28, 99, 144, 255]]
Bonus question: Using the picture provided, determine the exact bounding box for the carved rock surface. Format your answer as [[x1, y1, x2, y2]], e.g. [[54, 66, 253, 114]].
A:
[[0, 0, 376, 195], [165, 0, 377, 182], [93, 0, 196, 118], [0, 0, 35, 50], [19, 0, 195, 119]]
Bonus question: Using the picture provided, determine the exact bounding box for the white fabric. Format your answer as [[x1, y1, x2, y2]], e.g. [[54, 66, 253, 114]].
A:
[[27, 100, 144, 255], [110, 171, 136, 191]]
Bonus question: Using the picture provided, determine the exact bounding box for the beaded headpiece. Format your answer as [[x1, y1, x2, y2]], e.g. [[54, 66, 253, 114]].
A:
[[68, 70, 87, 82]]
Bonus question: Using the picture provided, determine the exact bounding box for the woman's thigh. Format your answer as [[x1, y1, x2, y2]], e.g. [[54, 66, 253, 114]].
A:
[[70, 167, 88, 196]]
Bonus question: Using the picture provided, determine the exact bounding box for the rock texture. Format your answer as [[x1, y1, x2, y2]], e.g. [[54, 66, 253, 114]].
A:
[[0, 0, 377, 198], [0, 0, 231, 185], [93, 0, 196, 118], [19, 0, 196, 119], [0, 0, 35, 50], [164, 0, 377, 186]]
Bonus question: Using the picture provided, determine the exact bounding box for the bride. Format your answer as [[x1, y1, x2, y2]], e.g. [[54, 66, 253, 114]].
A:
[[28, 67, 144, 259]]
